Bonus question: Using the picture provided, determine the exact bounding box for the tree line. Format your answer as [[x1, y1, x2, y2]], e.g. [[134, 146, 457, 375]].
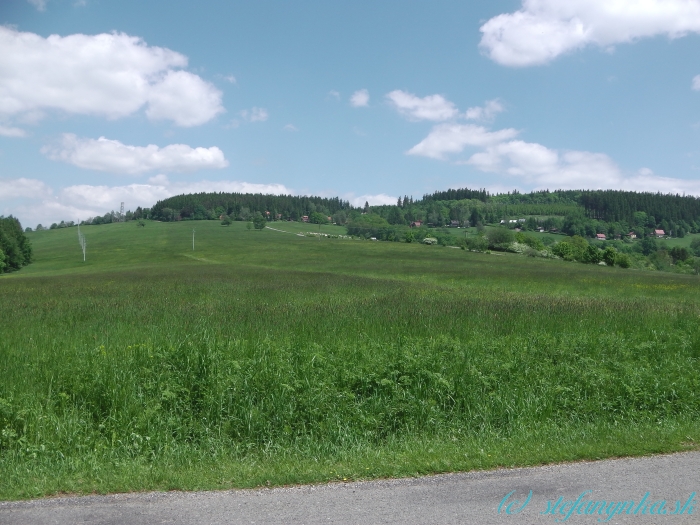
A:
[[0, 216, 32, 274], [149, 192, 352, 223]]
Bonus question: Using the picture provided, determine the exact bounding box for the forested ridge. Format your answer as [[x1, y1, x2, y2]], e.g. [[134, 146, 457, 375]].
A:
[[420, 188, 700, 226], [149, 192, 352, 222], [42, 187, 700, 241]]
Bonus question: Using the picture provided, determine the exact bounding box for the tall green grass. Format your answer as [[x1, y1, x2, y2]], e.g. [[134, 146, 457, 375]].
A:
[[1, 221, 699, 499]]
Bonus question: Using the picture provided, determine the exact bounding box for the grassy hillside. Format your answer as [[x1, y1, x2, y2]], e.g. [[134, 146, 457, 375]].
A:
[[1, 220, 699, 499]]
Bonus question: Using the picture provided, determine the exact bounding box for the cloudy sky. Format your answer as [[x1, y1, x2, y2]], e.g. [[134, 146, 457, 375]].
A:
[[3, 0, 700, 227]]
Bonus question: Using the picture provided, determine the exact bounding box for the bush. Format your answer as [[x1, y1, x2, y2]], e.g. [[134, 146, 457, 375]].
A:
[[252, 213, 267, 230], [615, 253, 632, 268], [464, 236, 489, 252], [487, 228, 514, 250], [514, 232, 545, 251], [423, 237, 438, 245], [582, 245, 603, 264], [602, 247, 617, 266]]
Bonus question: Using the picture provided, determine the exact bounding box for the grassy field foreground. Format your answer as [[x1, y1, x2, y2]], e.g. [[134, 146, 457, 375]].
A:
[[1, 220, 700, 499]]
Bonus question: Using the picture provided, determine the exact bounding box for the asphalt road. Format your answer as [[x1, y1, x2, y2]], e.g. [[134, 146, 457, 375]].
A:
[[1, 452, 698, 524]]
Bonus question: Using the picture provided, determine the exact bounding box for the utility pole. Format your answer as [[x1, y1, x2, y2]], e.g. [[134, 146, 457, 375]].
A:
[[78, 224, 86, 261]]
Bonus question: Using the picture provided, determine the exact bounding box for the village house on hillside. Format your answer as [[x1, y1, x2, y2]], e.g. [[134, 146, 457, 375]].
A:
[[410, 221, 422, 227], [654, 229, 665, 238], [596, 233, 606, 240]]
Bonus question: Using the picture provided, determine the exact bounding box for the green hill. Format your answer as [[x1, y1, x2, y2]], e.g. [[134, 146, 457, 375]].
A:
[[2, 215, 700, 499]]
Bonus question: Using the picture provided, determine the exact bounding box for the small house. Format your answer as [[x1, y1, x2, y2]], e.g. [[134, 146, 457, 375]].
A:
[[410, 221, 422, 227], [596, 233, 606, 240], [450, 220, 460, 227], [654, 229, 665, 238], [628, 232, 637, 239], [302, 215, 309, 223]]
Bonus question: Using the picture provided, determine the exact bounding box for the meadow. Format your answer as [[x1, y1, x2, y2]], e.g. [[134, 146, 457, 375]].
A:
[[1, 220, 699, 500]]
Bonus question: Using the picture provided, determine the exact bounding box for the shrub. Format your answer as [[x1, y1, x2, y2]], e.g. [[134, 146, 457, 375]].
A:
[[464, 236, 489, 252], [602, 247, 617, 266], [615, 253, 632, 268], [690, 238, 700, 256], [487, 228, 514, 250]]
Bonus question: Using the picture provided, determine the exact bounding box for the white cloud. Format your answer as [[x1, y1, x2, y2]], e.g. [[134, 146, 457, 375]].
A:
[[407, 124, 519, 160], [0, 125, 27, 137], [224, 75, 237, 84], [27, 0, 47, 11], [405, 117, 700, 195], [146, 70, 224, 127], [328, 90, 341, 100], [239, 107, 268, 122], [466, 141, 621, 189], [42, 134, 228, 175], [693, 75, 700, 91], [1, 176, 294, 227], [465, 99, 504, 121], [0, 27, 224, 126], [283, 124, 298, 132], [386, 90, 458, 121], [0, 178, 52, 200], [480, 0, 700, 67], [350, 89, 369, 107], [349, 193, 397, 207]]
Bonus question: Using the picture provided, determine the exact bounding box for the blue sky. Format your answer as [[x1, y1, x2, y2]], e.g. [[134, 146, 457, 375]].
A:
[[3, 0, 700, 227]]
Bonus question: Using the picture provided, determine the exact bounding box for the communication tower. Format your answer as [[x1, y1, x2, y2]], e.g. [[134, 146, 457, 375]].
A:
[[119, 202, 125, 222]]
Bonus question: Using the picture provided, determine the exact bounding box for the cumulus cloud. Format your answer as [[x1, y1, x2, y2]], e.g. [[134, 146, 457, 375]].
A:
[[466, 141, 622, 189], [0, 27, 224, 126], [465, 99, 504, 121], [239, 107, 269, 122], [407, 124, 519, 160], [386, 90, 458, 121], [406, 119, 700, 194], [0, 178, 52, 200], [1, 176, 294, 227], [349, 193, 397, 207], [350, 89, 369, 107], [42, 134, 228, 175], [145, 70, 224, 127], [480, 0, 700, 67]]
